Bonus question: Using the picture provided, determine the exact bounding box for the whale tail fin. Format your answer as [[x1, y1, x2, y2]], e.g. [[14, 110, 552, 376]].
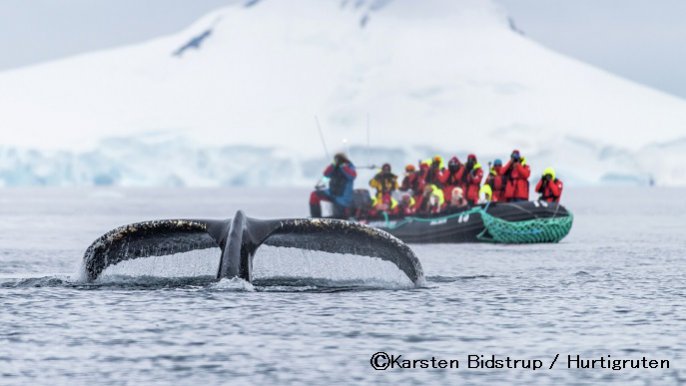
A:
[[82, 219, 228, 282], [83, 211, 424, 286]]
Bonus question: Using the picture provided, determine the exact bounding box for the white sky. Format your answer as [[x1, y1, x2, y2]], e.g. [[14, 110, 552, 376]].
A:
[[1, 0, 684, 98]]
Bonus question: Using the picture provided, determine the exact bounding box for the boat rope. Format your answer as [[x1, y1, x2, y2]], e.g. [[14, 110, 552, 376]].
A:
[[476, 210, 573, 243], [378, 203, 573, 243]]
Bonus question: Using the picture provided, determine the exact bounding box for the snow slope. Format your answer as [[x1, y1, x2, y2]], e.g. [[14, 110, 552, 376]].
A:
[[0, 0, 685, 186]]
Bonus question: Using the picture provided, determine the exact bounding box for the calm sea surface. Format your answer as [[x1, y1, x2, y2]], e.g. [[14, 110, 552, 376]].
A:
[[1, 187, 684, 385]]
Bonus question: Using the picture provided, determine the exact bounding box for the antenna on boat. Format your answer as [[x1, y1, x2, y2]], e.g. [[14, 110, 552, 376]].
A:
[[315, 116, 330, 161], [314, 116, 332, 190], [366, 114, 371, 166], [358, 114, 377, 170]]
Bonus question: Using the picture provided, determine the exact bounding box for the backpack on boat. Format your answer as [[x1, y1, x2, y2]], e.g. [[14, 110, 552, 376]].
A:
[[352, 189, 373, 211]]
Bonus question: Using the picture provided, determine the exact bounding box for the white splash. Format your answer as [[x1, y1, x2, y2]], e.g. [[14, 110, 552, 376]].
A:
[[211, 277, 256, 292], [99, 248, 220, 279]]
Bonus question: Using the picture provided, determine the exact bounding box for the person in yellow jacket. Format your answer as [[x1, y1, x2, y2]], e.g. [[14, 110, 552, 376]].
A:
[[479, 184, 493, 203], [369, 163, 398, 200], [417, 184, 445, 214], [369, 192, 399, 217]]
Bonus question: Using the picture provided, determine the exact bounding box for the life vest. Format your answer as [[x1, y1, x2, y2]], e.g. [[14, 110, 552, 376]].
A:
[[479, 184, 493, 202], [486, 167, 506, 202], [372, 193, 398, 210], [443, 166, 465, 186], [370, 172, 398, 194], [402, 196, 417, 215], [419, 184, 445, 213], [503, 158, 530, 201], [400, 173, 421, 193], [465, 162, 483, 204], [423, 157, 445, 187], [536, 178, 563, 203]]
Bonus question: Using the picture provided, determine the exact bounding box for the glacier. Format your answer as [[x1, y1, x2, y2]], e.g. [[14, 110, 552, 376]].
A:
[[1, 131, 678, 187], [0, 0, 685, 186]]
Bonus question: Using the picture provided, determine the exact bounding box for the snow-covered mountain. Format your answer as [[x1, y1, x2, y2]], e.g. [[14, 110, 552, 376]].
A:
[[1, 0, 685, 187]]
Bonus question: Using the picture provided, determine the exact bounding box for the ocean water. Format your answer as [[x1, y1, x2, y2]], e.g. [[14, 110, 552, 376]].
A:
[[1, 187, 684, 385]]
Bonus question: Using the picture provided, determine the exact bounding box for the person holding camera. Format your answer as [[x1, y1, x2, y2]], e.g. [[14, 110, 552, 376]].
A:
[[485, 159, 506, 202], [399, 163, 423, 197], [535, 167, 564, 203], [502, 149, 531, 202], [439, 156, 466, 203], [463, 154, 483, 205], [309, 152, 357, 218]]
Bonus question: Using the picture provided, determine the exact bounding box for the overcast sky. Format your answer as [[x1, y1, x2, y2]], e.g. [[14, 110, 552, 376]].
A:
[[1, 0, 685, 98]]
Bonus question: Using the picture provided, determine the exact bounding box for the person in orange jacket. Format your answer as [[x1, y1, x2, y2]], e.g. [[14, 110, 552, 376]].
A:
[[484, 159, 506, 202], [502, 150, 531, 202], [535, 167, 564, 203], [463, 154, 483, 205]]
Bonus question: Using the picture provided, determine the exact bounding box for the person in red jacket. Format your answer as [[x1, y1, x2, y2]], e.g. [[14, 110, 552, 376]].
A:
[[398, 193, 417, 216], [502, 150, 531, 202], [399, 164, 422, 195], [440, 156, 465, 201], [535, 167, 564, 203], [464, 154, 483, 205], [485, 159, 506, 202], [423, 155, 445, 187], [417, 161, 430, 194]]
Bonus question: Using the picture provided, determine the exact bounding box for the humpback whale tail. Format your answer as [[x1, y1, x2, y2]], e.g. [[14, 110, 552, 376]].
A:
[[83, 211, 424, 286]]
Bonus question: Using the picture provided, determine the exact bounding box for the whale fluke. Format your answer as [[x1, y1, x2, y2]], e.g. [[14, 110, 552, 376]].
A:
[[83, 211, 424, 286]]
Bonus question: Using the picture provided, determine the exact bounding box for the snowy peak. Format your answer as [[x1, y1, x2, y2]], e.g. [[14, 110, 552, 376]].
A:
[[0, 0, 685, 186]]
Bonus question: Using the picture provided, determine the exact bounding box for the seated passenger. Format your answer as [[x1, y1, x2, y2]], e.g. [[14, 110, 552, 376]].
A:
[[398, 193, 417, 216], [368, 192, 399, 218], [535, 167, 564, 203], [416, 184, 445, 215], [369, 163, 398, 198], [479, 184, 493, 204], [448, 187, 469, 209], [309, 153, 357, 218]]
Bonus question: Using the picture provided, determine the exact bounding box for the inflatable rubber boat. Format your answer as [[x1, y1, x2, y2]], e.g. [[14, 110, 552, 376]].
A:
[[363, 200, 573, 244]]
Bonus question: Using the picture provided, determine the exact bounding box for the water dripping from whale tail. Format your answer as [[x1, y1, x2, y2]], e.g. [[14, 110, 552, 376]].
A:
[[82, 211, 424, 286]]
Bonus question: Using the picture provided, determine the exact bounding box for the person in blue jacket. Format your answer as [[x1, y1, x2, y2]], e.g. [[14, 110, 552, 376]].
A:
[[309, 153, 357, 218]]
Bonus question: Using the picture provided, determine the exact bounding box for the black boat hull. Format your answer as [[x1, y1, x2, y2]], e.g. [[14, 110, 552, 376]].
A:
[[366, 201, 572, 244]]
